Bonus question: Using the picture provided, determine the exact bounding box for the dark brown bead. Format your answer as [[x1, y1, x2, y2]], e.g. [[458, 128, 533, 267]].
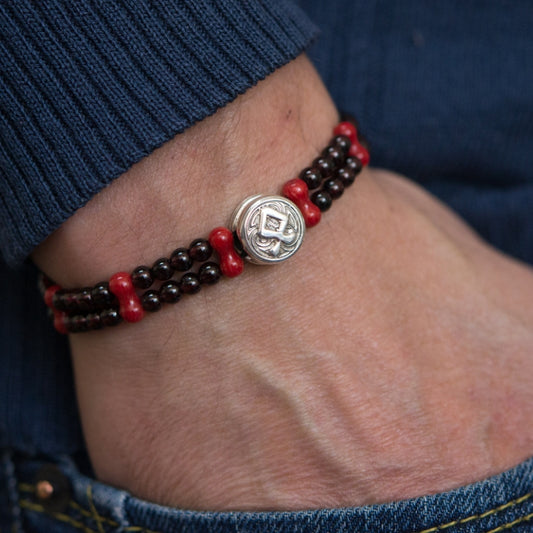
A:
[[332, 134, 351, 154], [323, 178, 344, 199], [76, 288, 93, 313], [198, 262, 222, 285], [67, 314, 89, 333], [299, 167, 322, 190], [189, 239, 212, 262], [151, 258, 174, 281], [91, 282, 116, 308], [51, 289, 68, 312], [86, 313, 103, 330], [311, 190, 332, 212], [53, 290, 73, 314], [38, 273, 53, 295], [160, 281, 181, 304], [179, 272, 201, 294], [312, 156, 335, 178], [101, 308, 122, 327], [61, 291, 82, 314], [170, 248, 192, 272], [344, 156, 363, 176], [132, 266, 153, 289], [322, 145, 345, 166], [357, 133, 370, 152], [336, 166, 356, 187], [141, 290, 162, 312], [339, 111, 360, 130]]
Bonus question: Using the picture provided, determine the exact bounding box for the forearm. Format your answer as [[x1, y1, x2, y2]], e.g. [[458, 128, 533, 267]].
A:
[[32, 55, 533, 512]]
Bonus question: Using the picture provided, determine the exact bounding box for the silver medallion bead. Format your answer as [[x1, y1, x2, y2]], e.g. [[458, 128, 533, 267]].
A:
[[230, 195, 306, 265]]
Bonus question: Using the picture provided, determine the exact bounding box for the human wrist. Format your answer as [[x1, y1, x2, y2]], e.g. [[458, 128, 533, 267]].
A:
[[31, 52, 533, 513], [32, 54, 339, 288]]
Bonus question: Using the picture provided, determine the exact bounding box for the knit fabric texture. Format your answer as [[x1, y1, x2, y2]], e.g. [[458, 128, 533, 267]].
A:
[[0, 0, 318, 266]]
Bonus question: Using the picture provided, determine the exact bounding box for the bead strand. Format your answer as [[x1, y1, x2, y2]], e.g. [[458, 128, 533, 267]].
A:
[[311, 122, 367, 212], [41, 117, 369, 334]]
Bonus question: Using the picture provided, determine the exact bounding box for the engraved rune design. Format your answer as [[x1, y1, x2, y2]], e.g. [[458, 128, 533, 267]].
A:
[[258, 207, 296, 256]]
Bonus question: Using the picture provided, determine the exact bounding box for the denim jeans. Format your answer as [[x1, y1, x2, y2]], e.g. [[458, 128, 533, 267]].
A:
[[2, 452, 533, 533]]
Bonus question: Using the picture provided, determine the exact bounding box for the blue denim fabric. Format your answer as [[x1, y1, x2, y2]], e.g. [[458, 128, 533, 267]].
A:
[[2, 453, 533, 533]]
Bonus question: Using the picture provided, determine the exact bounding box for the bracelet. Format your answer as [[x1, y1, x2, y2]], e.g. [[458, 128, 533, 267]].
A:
[[39, 119, 369, 334]]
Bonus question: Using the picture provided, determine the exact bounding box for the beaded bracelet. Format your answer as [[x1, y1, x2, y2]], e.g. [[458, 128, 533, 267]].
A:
[[40, 119, 369, 334]]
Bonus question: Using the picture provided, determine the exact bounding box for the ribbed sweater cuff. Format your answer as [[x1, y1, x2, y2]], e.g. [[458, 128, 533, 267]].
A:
[[0, 0, 318, 266]]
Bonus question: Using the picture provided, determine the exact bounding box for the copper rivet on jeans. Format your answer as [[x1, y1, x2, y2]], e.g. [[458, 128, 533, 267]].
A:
[[33, 464, 71, 512], [35, 480, 54, 500]]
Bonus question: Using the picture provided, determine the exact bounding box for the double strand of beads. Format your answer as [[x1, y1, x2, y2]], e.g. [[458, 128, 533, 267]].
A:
[[41, 119, 369, 334]]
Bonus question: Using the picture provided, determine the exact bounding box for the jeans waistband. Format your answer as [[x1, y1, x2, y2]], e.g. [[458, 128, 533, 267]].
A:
[[3, 451, 533, 533]]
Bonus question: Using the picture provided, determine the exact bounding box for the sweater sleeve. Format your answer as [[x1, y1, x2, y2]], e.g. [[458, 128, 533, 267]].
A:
[[0, 0, 318, 266]]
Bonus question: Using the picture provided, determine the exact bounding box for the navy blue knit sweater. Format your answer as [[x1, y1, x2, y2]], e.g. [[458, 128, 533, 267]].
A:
[[0, 0, 318, 266]]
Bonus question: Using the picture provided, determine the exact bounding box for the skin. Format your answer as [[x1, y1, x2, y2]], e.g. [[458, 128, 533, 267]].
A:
[[33, 55, 533, 511]]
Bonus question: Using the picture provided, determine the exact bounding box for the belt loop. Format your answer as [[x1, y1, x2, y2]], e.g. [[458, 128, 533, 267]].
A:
[[1, 449, 23, 533]]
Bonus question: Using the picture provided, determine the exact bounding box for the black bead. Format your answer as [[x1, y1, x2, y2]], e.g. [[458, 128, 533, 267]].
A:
[[336, 166, 356, 187], [38, 273, 53, 294], [132, 266, 153, 289], [179, 272, 201, 294], [160, 281, 181, 304], [332, 134, 351, 154], [67, 314, 89, 333], [323, 178, 344, 199], [299, 167, 322, 190], [322, 145, 345, 166], [151, 257, 174, 281], [142, 290, 162, 312], [357, 133, 370, 152], [91, 282, 116, 308], [311, 190, 332, 212], [75, 288, 94, 313], [52, 290, 68, 312], [339, 111, 360, 130], [189, 239, 212, 262], [312, 156, 335, 178], [344, 156, 363, 176], [170, 248, 192, 272], [86, 313, 103, 330], [101, 308, 122, 327], [232, 231, 246, 257], [65, 291, 84, 314], [198, 262, 222, 285]]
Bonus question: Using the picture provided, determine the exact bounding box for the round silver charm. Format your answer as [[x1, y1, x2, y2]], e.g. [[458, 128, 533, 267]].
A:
[[230, 195, 305, 265]]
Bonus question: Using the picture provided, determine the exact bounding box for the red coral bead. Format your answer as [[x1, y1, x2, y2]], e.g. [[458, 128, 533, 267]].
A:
[[53, 313, 68, 335], [333, 121, 358, 144], [282, 178, 321, 227], [44, 285, 68, 335], [209, 227, 244, 278], [348, 141, 370, 166], [44, 284, 60, 309], [109, 272, 144, 323]]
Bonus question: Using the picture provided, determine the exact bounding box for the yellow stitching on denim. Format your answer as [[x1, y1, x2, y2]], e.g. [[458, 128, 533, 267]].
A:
[[418, 493, 531, 533], [123, 526, 162, 533], [18, 483, 33, 493], [19, 499, 98, 533], [86, 485, 105, 533], [483, 511, 533, 533], [19, 482, 119, 529], [19, 497, 163, 533], [69, 499, 119, 527]]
